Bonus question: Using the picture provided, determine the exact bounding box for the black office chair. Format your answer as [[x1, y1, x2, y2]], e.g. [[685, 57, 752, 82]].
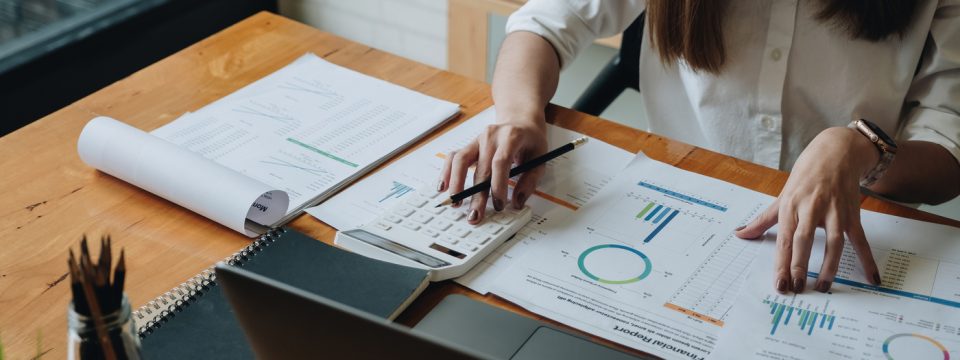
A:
[[571, 12, 645, 116]]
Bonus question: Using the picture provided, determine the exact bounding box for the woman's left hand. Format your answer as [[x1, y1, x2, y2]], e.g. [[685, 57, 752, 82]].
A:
[[735, 127, 884, 293]]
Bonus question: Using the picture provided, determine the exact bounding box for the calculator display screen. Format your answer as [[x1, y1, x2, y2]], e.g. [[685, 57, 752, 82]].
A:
[[341, 229, 451, 268]]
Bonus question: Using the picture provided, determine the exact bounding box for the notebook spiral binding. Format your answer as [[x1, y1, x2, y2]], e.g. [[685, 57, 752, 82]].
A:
[[132, 227, 288, 337]]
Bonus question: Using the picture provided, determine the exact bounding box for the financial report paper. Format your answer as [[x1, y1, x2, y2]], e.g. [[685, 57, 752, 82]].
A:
[[151, 53, 458, 224], [490, 153, 776, 359], [712, 211, 960, 360], [305, 107, 634, 294]]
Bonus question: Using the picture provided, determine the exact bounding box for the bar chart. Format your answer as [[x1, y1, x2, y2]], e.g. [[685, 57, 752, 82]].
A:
[[763, 296, 836, 336], [380, 181, 414, 202], [635, 202, 681, 243]]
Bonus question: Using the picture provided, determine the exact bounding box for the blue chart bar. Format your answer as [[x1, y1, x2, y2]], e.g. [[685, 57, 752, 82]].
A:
[[643, 209, 679, 243], [807, 271, 960, 308], [645, 204, 663, 221], [380, 181, 414, 202], [637, 181, 728, 212], [653, 207, 671, 224]]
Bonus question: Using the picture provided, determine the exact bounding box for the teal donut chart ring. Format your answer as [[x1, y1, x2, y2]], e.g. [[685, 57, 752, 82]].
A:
[[882, 333, 949, 360], [577, 244, 652, 284]]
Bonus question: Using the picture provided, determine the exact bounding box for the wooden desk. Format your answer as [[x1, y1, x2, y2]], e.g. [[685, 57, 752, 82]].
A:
[[1, 12, 956, 358]]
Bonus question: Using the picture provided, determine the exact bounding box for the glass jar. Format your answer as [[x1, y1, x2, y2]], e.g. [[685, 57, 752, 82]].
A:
[[67, 295, 141, 360]]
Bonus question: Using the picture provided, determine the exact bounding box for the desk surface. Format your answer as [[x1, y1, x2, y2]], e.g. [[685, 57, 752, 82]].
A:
[[1, 12, 957, 358]]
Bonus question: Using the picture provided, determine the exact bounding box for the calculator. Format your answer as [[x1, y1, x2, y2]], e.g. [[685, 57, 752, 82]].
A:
[[334, 189, 532, 281]]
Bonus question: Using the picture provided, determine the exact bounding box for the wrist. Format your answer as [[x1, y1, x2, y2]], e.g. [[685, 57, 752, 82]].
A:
[[820, 127, 881, 178], [494, 105, 546, 129]]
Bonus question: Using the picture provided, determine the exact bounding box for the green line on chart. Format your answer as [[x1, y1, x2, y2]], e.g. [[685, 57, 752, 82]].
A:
[[286, 138, 358, 168]]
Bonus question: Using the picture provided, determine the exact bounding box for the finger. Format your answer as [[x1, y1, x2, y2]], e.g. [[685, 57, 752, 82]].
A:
[[847, 216, 882, 286], [512, 165, 544, 209], [490, 128, 518, 212], [438, 150, 455, 192], [469, 130, 497, 224], [815, 210, 844, 293], [736, 199, 779, 240], [448, 141, 479, 207], [773, 206, 796, 294], [790, 215, 816, 293]]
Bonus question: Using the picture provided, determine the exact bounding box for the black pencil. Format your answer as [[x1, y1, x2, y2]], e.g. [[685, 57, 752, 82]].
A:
[[436, 137, 588, 207]]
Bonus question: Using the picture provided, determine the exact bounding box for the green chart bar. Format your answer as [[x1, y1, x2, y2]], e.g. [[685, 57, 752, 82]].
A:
[[636, 202, 656, 219]]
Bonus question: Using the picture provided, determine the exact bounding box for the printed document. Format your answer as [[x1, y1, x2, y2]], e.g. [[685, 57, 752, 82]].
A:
[[712, 211, 960, 360], [306, 108, 633, 293], [78, 53, 458, 236], [490, 153, 775, 359]]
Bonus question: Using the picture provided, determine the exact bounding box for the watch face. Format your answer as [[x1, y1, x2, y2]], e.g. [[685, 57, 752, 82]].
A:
[[861, 119, 898, 149]]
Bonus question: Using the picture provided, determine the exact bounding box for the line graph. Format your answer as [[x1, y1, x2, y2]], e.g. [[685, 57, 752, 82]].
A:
[[259, 156, 330, 177]]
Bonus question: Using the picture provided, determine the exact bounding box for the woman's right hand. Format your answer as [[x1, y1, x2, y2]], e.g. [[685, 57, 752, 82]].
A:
[[438, 113, 548, 225]]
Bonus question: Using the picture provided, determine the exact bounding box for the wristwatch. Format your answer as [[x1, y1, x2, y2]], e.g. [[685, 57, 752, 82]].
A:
[[847, 119, 897, 187]]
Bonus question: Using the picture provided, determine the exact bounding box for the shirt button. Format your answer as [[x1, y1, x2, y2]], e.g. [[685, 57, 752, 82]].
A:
[[770, 48, 782, 61], [761, 116, 775, 130]]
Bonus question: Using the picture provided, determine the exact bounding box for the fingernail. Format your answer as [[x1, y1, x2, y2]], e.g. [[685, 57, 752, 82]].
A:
[[792, 278, 805, 293], [468, 209, 479, 222], [815, 280, 831, 293], [775, 278, 788, 293], [873, 273, 882, 286], [437, 180, 445, 192], [513, 192, 526, 210], [493, 198, 504, 211], [734, 225, 746, 231]]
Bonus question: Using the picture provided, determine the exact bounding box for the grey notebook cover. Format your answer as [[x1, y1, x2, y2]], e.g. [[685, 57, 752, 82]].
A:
[[138, 228, 430, 359]]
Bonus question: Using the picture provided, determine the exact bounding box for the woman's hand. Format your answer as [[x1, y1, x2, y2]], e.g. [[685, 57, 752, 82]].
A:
[[438, 114, 548, 224], [736, 127, 883, 293]]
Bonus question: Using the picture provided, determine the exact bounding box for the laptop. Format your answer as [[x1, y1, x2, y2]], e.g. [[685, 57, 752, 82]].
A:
[[215, 264, 645, 360]]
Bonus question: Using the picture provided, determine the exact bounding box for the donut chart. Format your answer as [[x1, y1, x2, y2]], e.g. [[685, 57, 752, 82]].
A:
[[577, 244, 652, 284], [882, 333, 949, 360]]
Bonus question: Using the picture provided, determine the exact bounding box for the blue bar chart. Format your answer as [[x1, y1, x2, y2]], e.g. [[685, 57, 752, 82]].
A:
[[764, 297, 836, 336], [635, 202, 680, 243], [380, 181, 414, 202]]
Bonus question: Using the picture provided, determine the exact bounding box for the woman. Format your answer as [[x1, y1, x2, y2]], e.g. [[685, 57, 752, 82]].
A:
[[438, 0, 960, 294]]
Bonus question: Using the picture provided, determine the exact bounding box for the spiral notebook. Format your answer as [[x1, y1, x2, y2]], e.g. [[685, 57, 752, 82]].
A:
[[135, 228, 430, 359]]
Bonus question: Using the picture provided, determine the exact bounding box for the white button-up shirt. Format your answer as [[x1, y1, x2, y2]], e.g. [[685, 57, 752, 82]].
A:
[[506, 0, 960, 170]]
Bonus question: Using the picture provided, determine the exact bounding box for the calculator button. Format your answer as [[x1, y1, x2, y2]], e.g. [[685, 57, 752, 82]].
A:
[[478, 223, 503, 235], [393, 206, 415, 217], [427, 191, 441, 199], [401, 222, 421, 231], [444, 210, 466, 221], [426, 206, 447, 215], [405, 197, 428, 208], [412, 213, 433, 224], [490, 213, 514, 225], [440, 235, 459, 245], [451, 226, 471, 238], [430, 220, 452, 231], [423, 228, 440, 238], [384, 214, 403, 223], [373, 222, 392, 231], [467, 232, 491, 245]]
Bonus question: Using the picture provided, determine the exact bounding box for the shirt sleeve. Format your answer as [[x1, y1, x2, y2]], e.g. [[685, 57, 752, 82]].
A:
[[900, 1, 960, 164], [504, 0, 645, 69]]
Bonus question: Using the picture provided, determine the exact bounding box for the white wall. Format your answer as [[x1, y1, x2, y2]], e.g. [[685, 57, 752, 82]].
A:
[[279, 0, 448, 69]]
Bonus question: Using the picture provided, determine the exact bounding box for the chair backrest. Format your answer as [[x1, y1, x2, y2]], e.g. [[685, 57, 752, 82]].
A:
[[571, 12, 645, 116], [620, 12, 645, 91]]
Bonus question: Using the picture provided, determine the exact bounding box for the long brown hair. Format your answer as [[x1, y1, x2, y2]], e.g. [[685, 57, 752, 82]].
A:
[[647, 0, 919, 74]]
